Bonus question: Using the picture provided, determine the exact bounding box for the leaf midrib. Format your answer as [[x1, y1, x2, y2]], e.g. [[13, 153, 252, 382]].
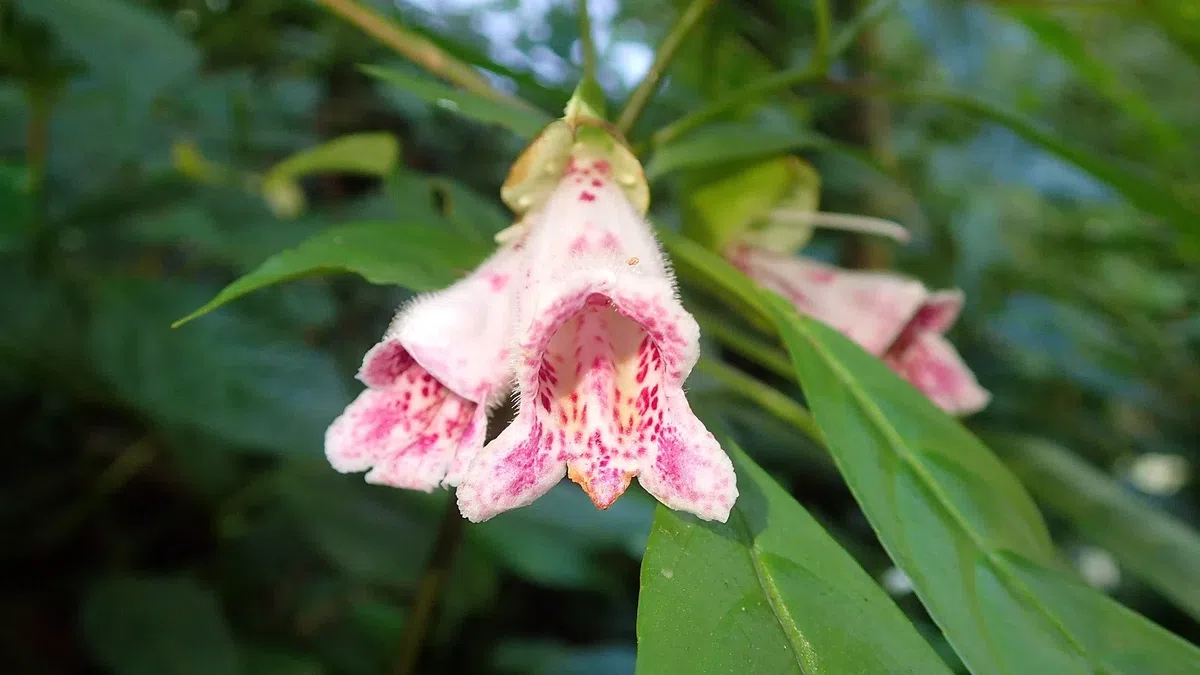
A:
[[784, 310, 1106, 673], [729, 505, 813, 675]]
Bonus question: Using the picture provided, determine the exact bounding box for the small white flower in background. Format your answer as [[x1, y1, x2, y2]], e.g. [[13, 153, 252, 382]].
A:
[[1076, 546, 1121, 591], [881, 567, 914, 596], [324, 241, 523, 491], [1127, 452, 1191, 496]]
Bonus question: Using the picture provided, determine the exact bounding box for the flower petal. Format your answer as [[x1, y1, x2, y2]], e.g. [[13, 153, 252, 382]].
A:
[[456, 414, 567, 522], [442, 403, 488, 486], [328, 242, 520, 490], [732, 247, 927, 355], [885, 333, 990, 415], [379, 244, 523, 404], [458, 152, 734, 520], [638, 391, 737, 522], [905, 289, 963, 337], [364, 394, 475, 492]]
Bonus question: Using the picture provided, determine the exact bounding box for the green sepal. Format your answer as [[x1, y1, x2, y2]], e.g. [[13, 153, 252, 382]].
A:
[[683, 155, 821, 252]]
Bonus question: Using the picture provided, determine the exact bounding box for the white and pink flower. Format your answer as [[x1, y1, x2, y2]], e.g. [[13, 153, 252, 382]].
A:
[[456, 151, 737, 523], [730, 235, 989, 416], [324, 242, 522, 491]]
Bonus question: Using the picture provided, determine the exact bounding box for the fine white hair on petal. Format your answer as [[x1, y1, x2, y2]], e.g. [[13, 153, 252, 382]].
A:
[[326, 235, 527, 493], [457, 150, 737, 522]]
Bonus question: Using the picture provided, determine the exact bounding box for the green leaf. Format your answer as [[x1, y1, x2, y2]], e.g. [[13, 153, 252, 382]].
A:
[[362, 64, 552, 140], [261, 133, 399, 217], [81, 577, 241, 675], [645, 123, 828, 181], [90, 278, 348, 456], [863, 87, 1200, 250], [1003, 9, 1182, 156], [637, 443, 952, 675], [762, 292, 1200, 675], [1142, 0, 1200, 67], [174, 220, 490, 326], [992, 434, 1200, 622], [16, 0, 198, 101], [263, 133, 399, 184]]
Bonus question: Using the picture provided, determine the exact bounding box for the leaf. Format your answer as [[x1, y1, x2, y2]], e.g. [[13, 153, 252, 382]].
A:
[[991, 434, 1200, 622], [260, 133, 399, 217], [1003, 8, 1182, 156], [81, 577, 241, 675], [762, 292, 1200, 675], [636, 442, 952, 675], [362, 64, 552, 140], [16, 0, 199, 101], [90, 278, 349, 456], [174, 220, 490, 326], [645, 123, 829, 181], [263, 133, 399, 184], [859, 87, 1200, 250]]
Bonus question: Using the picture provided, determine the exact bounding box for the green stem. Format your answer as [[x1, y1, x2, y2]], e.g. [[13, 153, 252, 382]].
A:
[[392, 499, 465, 675], [694, 357, 822, 443], [648, 0, 896, 149], [39, 437, 157, 546], [577, 0, 597, 82], [811, 0, 833, 74], [314, 0, 524, 107], [616, 0, 719, 135]]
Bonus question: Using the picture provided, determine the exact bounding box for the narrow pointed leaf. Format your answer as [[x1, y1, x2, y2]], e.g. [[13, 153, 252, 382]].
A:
[[645, 124, 827, 180], [762, 292, 1200, 675], [262, 133, 399, 183], [174, 221, 488, 326], [1003, 9, 1182, 155], [992, 433, 1200, 622], [362, 64, 552, 140], [637, 443, 953, 675], [853, 87, 1199, 250]]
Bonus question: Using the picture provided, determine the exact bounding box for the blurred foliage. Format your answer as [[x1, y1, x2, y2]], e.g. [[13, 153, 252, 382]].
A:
[[3, 0, 1199, 673]]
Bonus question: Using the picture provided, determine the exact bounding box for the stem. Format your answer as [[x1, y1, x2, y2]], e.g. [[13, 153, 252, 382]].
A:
[[313, 0, 516, 105], [649, 66, 821, 149], [26, 86, 52, 266], [843, 9, 897, 271], [577, 0, 597, 82], [616, 0, 719, 135], [392, 499, 465, 675], [770, 209, 910, 242], [39, 437, 156, 546], [811, 0, 833, 74], [694, 357, 822, 443], [648, 0, 896, 149]]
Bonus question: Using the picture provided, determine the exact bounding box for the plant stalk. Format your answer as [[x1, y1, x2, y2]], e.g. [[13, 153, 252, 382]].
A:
[[616, 0, 720, 135], [392, 499, 465, 675], [313, 0, 518, 106]]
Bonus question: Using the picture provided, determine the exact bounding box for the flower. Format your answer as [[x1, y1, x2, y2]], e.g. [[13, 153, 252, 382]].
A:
[[457, 148, 737, 523], [324, 242, 521, 491], [882, 290, 991, 415], [730, 243, 990, 415]]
